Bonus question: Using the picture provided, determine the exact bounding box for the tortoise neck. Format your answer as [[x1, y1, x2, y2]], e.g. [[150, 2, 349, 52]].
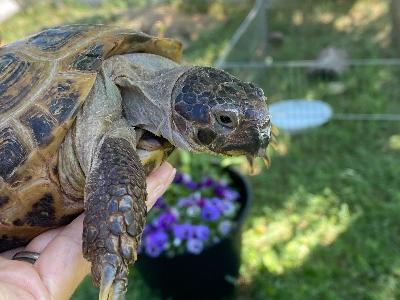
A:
[[105, 53, 193, 150]]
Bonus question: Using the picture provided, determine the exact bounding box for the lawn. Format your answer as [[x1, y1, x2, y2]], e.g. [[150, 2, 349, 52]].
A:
[[2, 0, 400, 299]]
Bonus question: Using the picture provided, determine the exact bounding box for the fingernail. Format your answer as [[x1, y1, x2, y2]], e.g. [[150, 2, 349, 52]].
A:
[[168, 168, 177, 183], [158, 161, 173, 174], [152, 184, 164, 200]]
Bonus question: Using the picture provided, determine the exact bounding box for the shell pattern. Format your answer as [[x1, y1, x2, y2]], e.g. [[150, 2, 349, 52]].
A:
[[0, 25, 182, 251]]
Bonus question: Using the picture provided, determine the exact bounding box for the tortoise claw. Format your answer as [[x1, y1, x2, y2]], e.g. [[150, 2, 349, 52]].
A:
[[99, 263, 115, 300], [98, 261, 127, 300]]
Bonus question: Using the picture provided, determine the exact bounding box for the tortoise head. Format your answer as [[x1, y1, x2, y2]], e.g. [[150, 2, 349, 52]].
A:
[[171, 67, 271, 160]]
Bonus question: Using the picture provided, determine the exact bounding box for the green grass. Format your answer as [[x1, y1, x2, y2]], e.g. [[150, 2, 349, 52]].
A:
[[2, 0, 400, 299]]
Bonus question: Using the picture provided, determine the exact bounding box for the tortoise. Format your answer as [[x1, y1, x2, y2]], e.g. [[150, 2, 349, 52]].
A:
[[0, 25, 271, 299]]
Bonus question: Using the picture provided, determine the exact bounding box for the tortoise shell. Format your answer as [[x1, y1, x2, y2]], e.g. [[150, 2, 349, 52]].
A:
[[0, 25, 182, 250]]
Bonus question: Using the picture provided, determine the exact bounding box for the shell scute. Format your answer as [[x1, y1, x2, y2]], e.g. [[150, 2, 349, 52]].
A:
[[0, 127, 28, 181], [0, 53, 46, 114], [0, 53, 34, 114], [71, 43, 105, 71], [0, 53, 17, 73], [111, 32, 182, 62], [22, 193, 56, 227], [40, 75, 89, 124], [19, 106, 57, 147], [0, 235, 29, 252], [28, 26, 83, 52]]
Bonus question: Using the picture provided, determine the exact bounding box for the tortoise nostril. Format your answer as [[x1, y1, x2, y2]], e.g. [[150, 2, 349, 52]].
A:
[[214, 111, 237, 128], [219, 115, 232, 125]]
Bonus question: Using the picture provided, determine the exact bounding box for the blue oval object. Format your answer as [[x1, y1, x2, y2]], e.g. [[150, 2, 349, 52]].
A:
[[269, 99, 333, 134]]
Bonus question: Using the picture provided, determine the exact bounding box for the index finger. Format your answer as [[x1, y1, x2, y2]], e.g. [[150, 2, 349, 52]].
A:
[[34, 214, 89, 300]]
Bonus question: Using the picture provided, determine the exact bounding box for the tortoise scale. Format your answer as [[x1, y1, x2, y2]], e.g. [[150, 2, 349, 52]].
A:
[[0, 25, 270, 300]]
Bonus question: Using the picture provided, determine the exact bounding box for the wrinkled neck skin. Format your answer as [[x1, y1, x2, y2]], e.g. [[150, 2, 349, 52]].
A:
[[106, 53, 193, 151]]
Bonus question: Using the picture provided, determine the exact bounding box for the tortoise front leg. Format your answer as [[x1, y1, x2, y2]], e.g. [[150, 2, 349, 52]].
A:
[[83, 137, 147, 300]]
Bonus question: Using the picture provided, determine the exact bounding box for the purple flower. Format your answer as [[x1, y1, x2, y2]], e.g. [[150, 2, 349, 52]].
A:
[[175, 173, 198, 189], [200, 177, 215, 188], [145, 243, 163, 257], [219, 200, 236, 216], [154, 196, 166, 209], [214, 185, 226, 198], [201, 201, 221, 221], [173, 172, 184, 184], [215, 185, 239, 201], [182, 173, 192, 183], [177, 196, 195, 208], [154, 211, 177, 229], [193, 225, 210, 241], [145, 230, 168, 246], [172, 223, 193, 240], [196, 197, 206, 208], [218, 220, 233, 235], [144, 230, 168, 257], [186, 205, 201, 217], [186, 239, 204, 254], [174, 172, 197, 188], [143, 224, 152, 235], [206, 197, 237, 216], [142, 170, 240, 257], [209, 197, 225, 212], [222, 189, 239, 201], [185, 181, 198, 190]]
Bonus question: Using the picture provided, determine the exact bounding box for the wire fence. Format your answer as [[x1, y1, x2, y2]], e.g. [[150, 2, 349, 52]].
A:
[[216, 0, 400, 123]]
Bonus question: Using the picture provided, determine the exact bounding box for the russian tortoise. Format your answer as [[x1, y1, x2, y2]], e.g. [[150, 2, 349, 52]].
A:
[[0, 25, 271, 299]]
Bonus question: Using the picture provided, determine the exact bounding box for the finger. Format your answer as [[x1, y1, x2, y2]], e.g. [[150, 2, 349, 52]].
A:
[[0, 227, 64, 259], [25, 227, 63, 253], [145, 161, 176, 211], [0, 280, 38, 300], [0, 256, 50, 300], [34, 214, 91, 300], [0, 246, 24, 260]]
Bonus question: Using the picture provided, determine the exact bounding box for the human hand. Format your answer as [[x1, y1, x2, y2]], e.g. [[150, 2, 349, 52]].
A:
[[0, 162, 176, 300]]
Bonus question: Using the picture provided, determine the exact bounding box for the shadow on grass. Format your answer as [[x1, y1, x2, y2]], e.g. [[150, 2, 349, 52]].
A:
[[240, 209, 400, 300], [238, 120, 400, 299]]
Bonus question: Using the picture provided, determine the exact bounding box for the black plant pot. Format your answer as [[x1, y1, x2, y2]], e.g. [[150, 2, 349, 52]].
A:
[[136, 168, 251, 299]]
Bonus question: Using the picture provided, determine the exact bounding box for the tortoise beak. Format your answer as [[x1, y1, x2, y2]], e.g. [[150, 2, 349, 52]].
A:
[[259, 119, 271, 149], [246, 120, 271, 171]]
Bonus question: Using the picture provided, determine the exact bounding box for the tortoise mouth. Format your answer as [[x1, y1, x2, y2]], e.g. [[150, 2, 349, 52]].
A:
[[135, 130, 175, 175], [136, 131, 174, 153]]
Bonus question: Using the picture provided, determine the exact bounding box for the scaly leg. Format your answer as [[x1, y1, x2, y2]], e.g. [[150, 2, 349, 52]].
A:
[[83, 137, 147, 300]]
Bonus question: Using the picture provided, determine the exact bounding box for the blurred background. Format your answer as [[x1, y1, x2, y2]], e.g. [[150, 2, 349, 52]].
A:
[[1, 0, 400, 299]]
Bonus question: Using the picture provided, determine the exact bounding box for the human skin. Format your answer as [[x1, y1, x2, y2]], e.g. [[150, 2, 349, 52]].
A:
[[0, 162, 176, 300]]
